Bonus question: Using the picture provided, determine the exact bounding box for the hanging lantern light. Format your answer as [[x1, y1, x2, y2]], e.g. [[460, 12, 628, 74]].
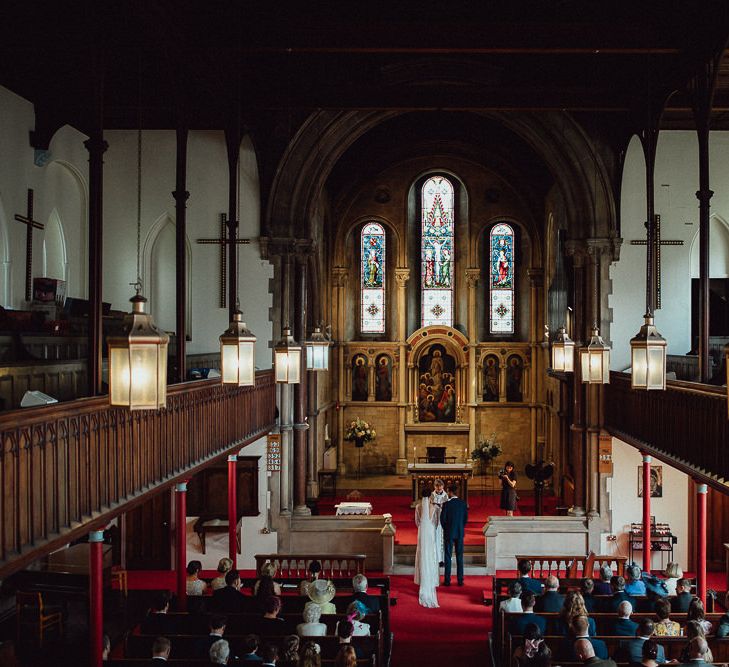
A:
[[220, 310, 256, 386], [274, 326, 301, 384], [630, 313, 667, 390], [580, 327, 610, 384], [305, 326, 330, 371], [108, 293, 169, 409], [551, 326, 575, 373]]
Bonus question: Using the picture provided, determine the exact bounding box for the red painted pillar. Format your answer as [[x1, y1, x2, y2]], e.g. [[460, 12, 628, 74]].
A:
[[697, 482, 708, 604], [88, 529, 105, 667], [176, 481, 188, 610], [642, 453, 652, 573], [228, 454, 238, 567]]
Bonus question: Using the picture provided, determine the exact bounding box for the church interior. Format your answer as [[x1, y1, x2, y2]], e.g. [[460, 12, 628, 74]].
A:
[[1, 2, 729, 666]]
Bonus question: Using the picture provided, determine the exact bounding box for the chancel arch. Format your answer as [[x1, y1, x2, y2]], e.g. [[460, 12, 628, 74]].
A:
[[43, 208, 68, 285]]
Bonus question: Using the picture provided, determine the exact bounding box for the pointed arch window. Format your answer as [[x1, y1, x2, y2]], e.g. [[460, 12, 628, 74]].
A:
[[361, 222, 386, 333], [489, 222, 515, 334], [421, 176, 454, 327]]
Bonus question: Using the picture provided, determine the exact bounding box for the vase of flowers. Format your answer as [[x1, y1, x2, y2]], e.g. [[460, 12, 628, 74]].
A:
[[345, 417, 376, 448], [471, 433, 503, 474]]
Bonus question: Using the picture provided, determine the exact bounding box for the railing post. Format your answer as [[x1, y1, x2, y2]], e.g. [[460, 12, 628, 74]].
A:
[[88, 529, 105, 667], [228, 454, 238, 568], [175, 481, 188, 610], [696, 481, 708, 604], [641, 453, 652, 573], [380, 514, 396, 575]]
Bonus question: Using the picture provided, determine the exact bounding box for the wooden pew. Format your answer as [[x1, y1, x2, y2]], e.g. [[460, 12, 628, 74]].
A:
[[108, 660, 373, 667]]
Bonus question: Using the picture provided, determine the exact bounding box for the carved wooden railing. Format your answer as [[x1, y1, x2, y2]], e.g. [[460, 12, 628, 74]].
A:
[[0, 370, 276, 577], [605, 372, 729, 484], [255, 553, 367, 577], [514, 554, 626, 579]]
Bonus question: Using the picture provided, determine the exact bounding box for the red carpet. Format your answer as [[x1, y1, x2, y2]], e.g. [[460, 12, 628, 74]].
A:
[[317, 492, 557, 545]]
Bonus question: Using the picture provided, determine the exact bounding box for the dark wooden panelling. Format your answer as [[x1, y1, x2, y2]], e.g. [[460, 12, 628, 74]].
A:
[[707, 486, 729, 571], [187, 457, 259, 519], [124, 491, 172, 570]]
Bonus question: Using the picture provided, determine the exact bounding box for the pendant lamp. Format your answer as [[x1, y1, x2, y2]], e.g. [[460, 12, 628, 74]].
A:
[[630, 313, 667, 390], [580, 327, 610, 384], [305, 326, 330, 371], [551, 326, 575, 373], [220, 310, 256, 386], [274, 326, 302, 384]]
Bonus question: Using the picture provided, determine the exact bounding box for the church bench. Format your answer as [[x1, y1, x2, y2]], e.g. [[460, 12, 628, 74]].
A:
[[255, 553, 367, 578], [514, 554, 627, 579], [108, 660, 373, 667]]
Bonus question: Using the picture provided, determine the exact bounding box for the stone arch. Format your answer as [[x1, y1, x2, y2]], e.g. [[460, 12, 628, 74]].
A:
[[142, 212, 193, 338], [690, 215, 729, 279], [0, 194, 10, 307], [43, 208, 68, 284]]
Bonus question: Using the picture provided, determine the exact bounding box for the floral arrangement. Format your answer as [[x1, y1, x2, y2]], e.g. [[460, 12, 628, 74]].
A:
[[344, 417, 376, 442], [471, 433, 503, 463]]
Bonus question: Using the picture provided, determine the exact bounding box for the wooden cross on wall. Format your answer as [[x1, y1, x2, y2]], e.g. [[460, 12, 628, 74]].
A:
[[630, 214, 683, 309], [14, 188, 44, 302], [196, 213, 250, 308]]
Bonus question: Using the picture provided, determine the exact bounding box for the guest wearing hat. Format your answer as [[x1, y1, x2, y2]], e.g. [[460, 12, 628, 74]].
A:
[[308, 579, 337, 614], [662, 563, 683, 596], [211, 558, 234, 591], [300, 560, 323, 596]]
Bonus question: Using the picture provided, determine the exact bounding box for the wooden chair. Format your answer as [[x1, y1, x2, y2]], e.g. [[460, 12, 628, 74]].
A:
[[16, 591, 63, 643], [111, 567, 128, 597]]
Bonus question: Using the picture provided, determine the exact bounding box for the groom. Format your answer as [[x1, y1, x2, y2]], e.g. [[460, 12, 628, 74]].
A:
[[440, 484, 467, 586]]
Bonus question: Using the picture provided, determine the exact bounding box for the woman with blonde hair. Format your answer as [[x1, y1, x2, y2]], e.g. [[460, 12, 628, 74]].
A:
[[211, 557, 233, 591], [254, 561, 283, 597], [662, 562, 683, 596], [300, 641, 322, 667], [557, 591, 595, 636], [334, 645, 357, 667]]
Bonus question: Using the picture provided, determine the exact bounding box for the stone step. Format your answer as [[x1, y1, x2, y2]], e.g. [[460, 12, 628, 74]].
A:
[[394, 543, 482, 554], [394, 551, 486, 566], [391, 563, 488, 576]]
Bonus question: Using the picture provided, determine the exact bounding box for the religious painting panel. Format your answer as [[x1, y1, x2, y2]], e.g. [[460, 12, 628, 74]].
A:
[[417, 343, 456, 422], [421, 176, 454, 327], [505, 354, 524, 402], [637, 465, 663, 498], [351, 354, 369, 401], [489, 222, 515, 334], [361, 222, 386, 333], [482, 354, 500, 402], [375, 354, 393, 401]]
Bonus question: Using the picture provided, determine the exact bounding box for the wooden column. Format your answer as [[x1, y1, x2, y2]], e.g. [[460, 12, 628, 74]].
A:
[[293, 252, 310, 516], [528, 268, 544, 462], [465, 268, 480, 455], [697, 126, 713, 383], [88, 529, 105, 667], [175, 481, 187, 610], [642, 453, 652, 573], [395, 268, 410, 474], [224, 127, 242, 322], [227, 455, 237, 567], [173, 123, 189, 383], [333, 267, 349, 475]]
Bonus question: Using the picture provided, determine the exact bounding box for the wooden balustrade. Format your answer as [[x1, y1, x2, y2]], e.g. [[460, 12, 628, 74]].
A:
[[0, 370, 276, 577], [605, 372, 729, 484], [514, 554, 626, 579], [255, 553, 367, 578]]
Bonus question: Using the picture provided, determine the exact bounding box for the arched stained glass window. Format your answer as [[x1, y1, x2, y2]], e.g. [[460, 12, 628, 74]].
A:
[[421, 176, 454, 327], [490, 222, 515, 334], [361, 222, 386, 333]]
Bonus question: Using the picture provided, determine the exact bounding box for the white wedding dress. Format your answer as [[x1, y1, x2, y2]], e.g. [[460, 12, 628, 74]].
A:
[[414, 497, 440, 608]]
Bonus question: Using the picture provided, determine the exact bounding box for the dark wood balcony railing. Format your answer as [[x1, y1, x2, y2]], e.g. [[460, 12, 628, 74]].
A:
[[605, 372, 729, 485], [0, 370, 276, 577]]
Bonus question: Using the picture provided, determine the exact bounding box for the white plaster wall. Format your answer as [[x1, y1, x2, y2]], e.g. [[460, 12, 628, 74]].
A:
[[611, 131, 729, 371], [607, 437, 689, 569]]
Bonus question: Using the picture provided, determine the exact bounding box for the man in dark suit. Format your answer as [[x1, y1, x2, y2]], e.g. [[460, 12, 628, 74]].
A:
[[606, 576, 637, 613], [559, 616, 608, 660], [151, 636, 171, 662], [618, 619, 667, 664], [574, 638, 617, 667], [613, 601, 639, 636], [535, 575, 564, 612], [349, 573, 380, 613], [676, 637, 711, 667], [516, 559, 544, 596], [142, 591, 176, 636], [581, 578, 597, 613], [671, 578, 693, 613], [211, 569, 251, 613], [509, 591, 547, 636], [195, 615, 229, 659], [440, 484, 468, 586]]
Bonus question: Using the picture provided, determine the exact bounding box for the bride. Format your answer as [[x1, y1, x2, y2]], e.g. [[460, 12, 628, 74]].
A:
[[414, 487, 441, 608]]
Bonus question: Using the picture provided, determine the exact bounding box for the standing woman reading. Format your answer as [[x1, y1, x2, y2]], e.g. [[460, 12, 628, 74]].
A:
[[500, 461, 517, 516]]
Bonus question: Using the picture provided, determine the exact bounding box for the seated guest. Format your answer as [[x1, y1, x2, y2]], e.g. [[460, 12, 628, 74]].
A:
[[210, 638, 230, 665], [679, 621, 714, 664], [256, 596, 291, 635], [716, 591, 729, 638], [142, 591, 175, 635], [613, 601, 639, 636], [212, 569, 251, 613], [279, 635, 300, 667], [574, 638, 617, 667], [512, 623, 552, 667], [640, 638, 661, 667], [300, 640, 322, 667], [297, 601, 327, 637], [336, 620, 366, 660], [211, 558, 234, 591], [342, 601, 370, 636], [687, 598, 712, 634], [102, 634, 111, 661], [335, 645, 357, 667], [671, 578, 693, 613], [300, 560, 323, 596], [662, 563, 683, 596], [187, 559, 208, 596], [625, 564, 647, 596], [607, 576, 637, 613], [260, 643, 279, 667], [510, 591, 547, 636], [517, 559, 545, 596], [349, 573, 380, 613], [240, 634, 263, 662], [501, 581, 524, 612], [535, 575, 564, 613], [556, 592, 596, 637], [255, 562, 283, 597], [593, 566, 613, 596], [678, 636, 711, 667], [581, 578, 597, 613], [618, 619, 666, 664], [558, 616, 607, 661], [654, 598, 680, 636], [152, 636, 172, 662], [196, 615, 228, 659], [307, 579, 337, 614]]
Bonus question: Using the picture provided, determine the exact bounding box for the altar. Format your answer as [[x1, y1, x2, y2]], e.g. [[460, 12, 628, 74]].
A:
[[407, 462, 473, 505]]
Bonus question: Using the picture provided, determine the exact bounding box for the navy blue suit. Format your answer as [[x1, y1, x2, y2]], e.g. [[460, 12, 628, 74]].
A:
[[440, 495, 467, 584], [619, 637, 666, 664], [517, 576, 544, 596], [509, 612, 547, 636], [612, 618, 639, 636]]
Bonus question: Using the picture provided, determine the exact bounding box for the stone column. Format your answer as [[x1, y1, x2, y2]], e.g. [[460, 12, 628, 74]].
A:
[[465, 268, 480, 453], [395, 268, 410, 474], [293, 253, 311, 517], [333, 267, 349, 474], [528, 268, 544, 462]]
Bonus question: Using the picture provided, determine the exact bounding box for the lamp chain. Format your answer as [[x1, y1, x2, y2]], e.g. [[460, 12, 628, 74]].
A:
[[135, 125, 142, 293]]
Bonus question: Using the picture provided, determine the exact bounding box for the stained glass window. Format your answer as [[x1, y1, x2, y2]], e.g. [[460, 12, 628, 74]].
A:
[[361, 222, 386, 333], [421, 176, 454, 327], [490, 222, 515, 334]]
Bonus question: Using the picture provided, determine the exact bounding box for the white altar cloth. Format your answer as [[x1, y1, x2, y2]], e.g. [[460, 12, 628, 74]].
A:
[[335, 502, 373, 516]]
